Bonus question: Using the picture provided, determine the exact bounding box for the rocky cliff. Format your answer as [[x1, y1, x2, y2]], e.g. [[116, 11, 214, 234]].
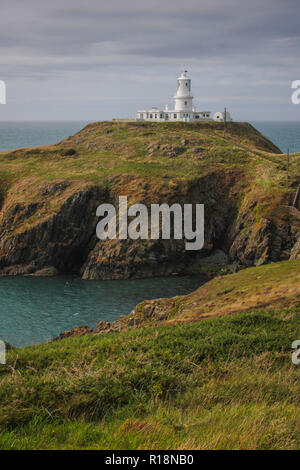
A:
[[0, 121, 299, 279]]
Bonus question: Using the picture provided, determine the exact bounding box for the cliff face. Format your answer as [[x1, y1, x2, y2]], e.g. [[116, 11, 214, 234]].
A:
[[0, 182, 102, 275], [0, 121, 299, 279]]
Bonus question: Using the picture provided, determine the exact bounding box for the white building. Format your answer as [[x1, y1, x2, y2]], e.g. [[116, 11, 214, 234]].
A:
[[137, 71, 211, 122], [213, 110, 232, 122]]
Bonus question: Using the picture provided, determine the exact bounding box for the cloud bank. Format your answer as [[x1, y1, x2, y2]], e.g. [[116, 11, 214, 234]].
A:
[[0, 0, 299, 120]]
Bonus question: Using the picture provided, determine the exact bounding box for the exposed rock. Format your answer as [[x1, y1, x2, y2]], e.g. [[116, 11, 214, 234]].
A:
[[227, 203, 300, 267], [169, 146, 185, 158], [85, 143, 99, 150], [290, 237, 300, 260], [196, 249, 229, 266], [57, 325, 93, 340], [0, 263, 37, 276], [1, 170, 298, 280], [81, 239, 188, 280], [93, 320, 111, 333], [29, 266, 59, 277], [40, 181, 69, 197], [56, 297, 176, 341], [0, 182, 102, 276], [61, 148, 77, 156]]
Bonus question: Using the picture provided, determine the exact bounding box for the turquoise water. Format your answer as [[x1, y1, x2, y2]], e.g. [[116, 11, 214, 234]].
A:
[[0, 276, 200, 347]]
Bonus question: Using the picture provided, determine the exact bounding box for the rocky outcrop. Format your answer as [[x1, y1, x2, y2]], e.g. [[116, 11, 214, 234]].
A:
[[0, 182, 102, 276], [57, 325, 93, 339], [290, 236, 300, 259], [56, 297, 176, 340], [28, 266, 59, 277], [79, 171, 237, 279], [0, 172, 298, 279], [81, 239, 188, 280], [0, 121, 298, 280], [229, 211, 299, 266]]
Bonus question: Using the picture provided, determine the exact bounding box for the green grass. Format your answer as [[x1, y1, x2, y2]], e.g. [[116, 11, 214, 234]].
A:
[[0, 121, 294, 189], [0, 306, 299, 449], [133, 260, 300, 326]]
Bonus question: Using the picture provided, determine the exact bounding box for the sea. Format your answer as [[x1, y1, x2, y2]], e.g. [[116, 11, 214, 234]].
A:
[[0, 120, 298, 346]]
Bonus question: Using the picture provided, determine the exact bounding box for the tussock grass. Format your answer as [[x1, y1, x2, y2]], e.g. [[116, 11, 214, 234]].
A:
[[0, 306, 299, 449]]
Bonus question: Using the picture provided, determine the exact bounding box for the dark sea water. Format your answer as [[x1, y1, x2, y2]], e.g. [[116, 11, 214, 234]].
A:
[[0, 121, 90, 152], [250, 121, 300, 153], [0, 120, 299, 347]]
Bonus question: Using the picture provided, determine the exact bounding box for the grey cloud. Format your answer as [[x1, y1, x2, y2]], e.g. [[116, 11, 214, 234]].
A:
[[0, 0, 299, 120]]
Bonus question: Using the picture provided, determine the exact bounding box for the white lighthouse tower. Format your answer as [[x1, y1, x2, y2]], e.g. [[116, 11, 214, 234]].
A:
[[174, 70, 193, 112], [136, 70, 212, 122]]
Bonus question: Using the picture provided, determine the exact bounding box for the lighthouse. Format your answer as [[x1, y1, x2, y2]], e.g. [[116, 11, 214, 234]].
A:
[[137, 70, 212, 122], [174, 71, 193, 112]]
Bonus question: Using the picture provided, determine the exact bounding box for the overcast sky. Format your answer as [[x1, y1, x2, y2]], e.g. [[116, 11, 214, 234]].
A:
[[0, 0, 300, 121]]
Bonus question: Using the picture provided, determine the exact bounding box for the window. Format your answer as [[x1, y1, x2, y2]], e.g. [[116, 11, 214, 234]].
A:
[[174, 114, 177, 119], [160, 114, 163, 118], [184, 101, 187, 105], [155, 114, 157, 118], [150, 114, 153, 118], [195, 115, 199, 119]]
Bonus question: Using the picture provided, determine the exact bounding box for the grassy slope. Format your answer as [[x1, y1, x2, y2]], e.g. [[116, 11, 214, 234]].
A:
[[133, 260, 300, 326], [0, 121, 283, 188], [179, 260, 300, 320], [0, 308, 299, 450], [0, 261, 299, 450]]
